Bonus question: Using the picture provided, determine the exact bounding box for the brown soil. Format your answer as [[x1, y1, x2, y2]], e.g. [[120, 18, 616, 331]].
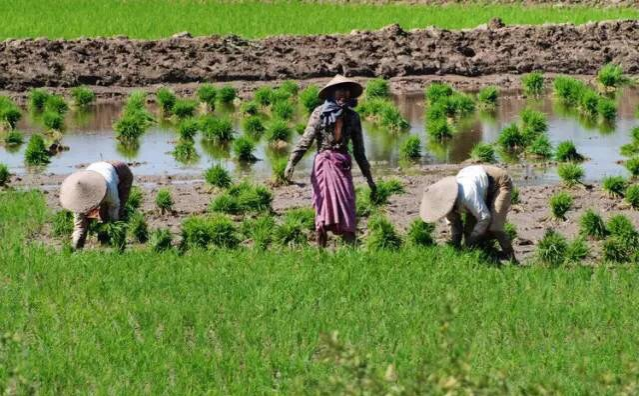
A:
[[1, 20, 639, 92], [13, 164, 635, 262]]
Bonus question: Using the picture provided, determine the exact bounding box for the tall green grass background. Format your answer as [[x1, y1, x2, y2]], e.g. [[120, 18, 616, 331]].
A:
[[0, 1, 638, 39]]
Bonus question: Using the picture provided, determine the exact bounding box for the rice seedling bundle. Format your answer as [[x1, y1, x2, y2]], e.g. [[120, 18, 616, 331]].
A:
[[557, 163, 584, 187], [149, 228, 173, 252], [24, 134, 50, 166], [197, 84, 217, 108], [177, 118, 200, 140], [536, 229, 568, 266], [4, 130, 24, 146], [477, 86, 498, 108], [625, 156, 639, 178], [470, 143, 496, 163], [52, 209, 74, 238], [366, 215, 403, 251], [365, 78, 390, 100], [232, 136, 257, 162], [156, 87, 177, 114], [129, 211, 149, 243], [241, 100, 260, 115], [28, 88, 50, 112], [254, 86, 274, 107], [242, 116, 265, 137], [400, 135, 422, 160], [526, 134, 553, 159], [0, 96, 22, 129], [425, 83, 453, 105], [549, 191, 573, 220], [299, 85, 322, 114], [155, 188, 174, 215], [70, 86, 95, 108], [625, 184, 639, 209], [204, 164, 232, 189], [497, 124, 525, 151], [44, 94, 69, 115], [426, 118, 453, 140], [241, 215, 275, 250], [579, 209, 607, 240], [406, 219, 435, 246], [172, 99, 198, 119], [266, 119, 292, 143], [43, 111, 64, 131], [521, 72, 544, 96], [601, 175, 627, 198], [555, 141, 584, 162], [597, 63, 630, 88], [200, 116, 235, 142], [0, 163, 9, 186], [172, 139, 199, 164], [272, 99, 295, 120], [271, 157, 288, 186], [218, 86, 237, 104], [180, 215, 239, 250]]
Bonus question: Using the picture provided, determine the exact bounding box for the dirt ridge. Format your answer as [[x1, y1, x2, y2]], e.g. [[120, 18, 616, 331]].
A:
[[2, 19, 639, 91]]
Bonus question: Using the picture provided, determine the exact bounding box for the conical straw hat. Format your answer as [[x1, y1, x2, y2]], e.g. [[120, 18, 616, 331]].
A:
[[419, 176, 459, 223], [318, 75, 364, 100], [59, 170, 107, 214]]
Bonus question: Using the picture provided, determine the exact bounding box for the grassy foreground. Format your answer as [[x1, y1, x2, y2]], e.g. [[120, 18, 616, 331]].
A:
[[3, 190, 639, 394], [0, 1, 638, 39]]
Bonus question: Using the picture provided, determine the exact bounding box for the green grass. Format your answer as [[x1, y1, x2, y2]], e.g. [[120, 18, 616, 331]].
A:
[[1, 1, 638, 39]]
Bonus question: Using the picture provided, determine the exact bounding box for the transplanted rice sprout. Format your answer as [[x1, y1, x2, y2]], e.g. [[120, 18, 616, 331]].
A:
[[366, 214, 403, 251], [597, 97, 617, 121], [172, 99, 198, 119], [254, 86, 274, 107], [526, 134, 553, 159], [0, 96, 22, 129], [299, 85, 322, 114], [511, 186, 520, 205], [197, 84, 217, 108], [279, 80, 299, 96], [400, 135, 421, 160], [602, 237, 633, 263], [370, 178, 404, 206], [180, 215, 239, 250], [284, 207, 315, 232], [129, 211, 149, 243], [96, 221, 128, 252], [272, 99, 295, 120], [70, 86, 95, 108], [520, 108, 548, 136], [114, 114, 145, 141], [209, 181, 273, 215], [24, 134, 50, 166], [200, 115, 235, 142], [606, 214, 637, 239], [625, 184, 639, 209], [425, 83, 453, 104], [43, 111, 64, 131], [601, 175, 627, 198], [271, 157, 288, 186], [549, 191, 573, 221], [232, 136, 257, 162], [44, 94, 69, 115], [470, 143, 496, 163], [357, 98, 387, 118], [126, 186, 144, 213], [497, 124, 525, 151], [557, 163, 584, 187], [177, 118, 200, 141], [204, 164, 232, 189], [365, 78, 390, 100], [553, 75, 586, 105], [379, 102, 409, 131], [578, 89, 600, 118], [241, 215, 275, 250], [28, 88, 50, 112], [555, 141, 584, 162], [476, 86, 498, 108], [579, 209, 608, 240], [266, 119, 292, 143], [273, 216, 308, 247], [218, 86, 237, 104], [0, 163, 9, 186], [156, 87, 177, 114], [597, 63, 630, 88], [150, 228, 173, 252], [521, 71, 544, 96], [426, 118, 453, 140], [406, 219, 435, 246], [172, 139, 199, 164], [242, 116, 265, 137], [4, 130, 24, 146], [566, 237, 589, 263], [155, 188, 174, 215], [241, 100, 260, 115], [536, 229, 568, 266], [625, 156, 639, 178], [52, 209, 74, 238], [445, 92, 476, 117]]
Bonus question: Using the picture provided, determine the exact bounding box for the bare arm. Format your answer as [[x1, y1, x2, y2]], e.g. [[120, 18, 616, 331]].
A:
[[351, 112, 375, 188], [285, 108, 320, 178]]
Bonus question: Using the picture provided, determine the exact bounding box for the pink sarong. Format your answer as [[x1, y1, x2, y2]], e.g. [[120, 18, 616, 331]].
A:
[[311, 150, 356, 234]]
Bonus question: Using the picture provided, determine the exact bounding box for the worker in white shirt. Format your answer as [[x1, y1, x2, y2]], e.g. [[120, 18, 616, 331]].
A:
[[419, 165, 516, 262], [59, 161, 133, 250]]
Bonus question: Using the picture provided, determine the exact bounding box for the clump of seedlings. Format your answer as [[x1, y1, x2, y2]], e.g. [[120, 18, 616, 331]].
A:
[[400, 135, 422, 160], [200, 116, 235, 143], [555, 141, 584, 162], [52, 209, 74, 238], [241, 100, 261, 116], [180, 214, 240, 250], [597, 63, 630, 89], [44, 94, 69, 115], [150, 228, 173, 252], [129, 211, 149, 243], [365, 78, 390, 100], [3, 130, 24, 146], [28, 88, 51, 112], [254, 86, 274, 107], [597, 97, 617, 122], [511, 186, 520, 205], [625, 156, 639, 178], [156, 87, 177, 115], [379, 102, 409, 131], [43, 111, 64, 131], [553, 76, 587, 106], [497, 124, 525, 152], [241, 215, 275, 250], [601, 175, 627, 198], [266, 119, 292, 144], [172, 99, 198, 119], [566, 237, 589, 263], [406, 219, 435, 247], [209, 181, 273, 215], [372, 178, 404, 206], [365, 214, 403, 251], [549, 191, 573, 221], [602, 237, 633, 263], [177, 118, 199, 140], [114, 91, 154, 142], [426, 118, 453, 140], [271, 157, 289, 186], [204, 164, 232, 189], [470, 143, 496, 163], [476, 86, 498, 108], [273, 213, 309, 247], [579, 209, 608, 240], [299, 85, 322, 113], [95, 221, 128, 252], [279, 80, 299, 96], [0, 163, 10, 186], [606, 214, 637, 239], [242, 116, 265, 137], [155, 188, 174, 215], [172, 139, 199, 164], [526, 134, 553, 160], [232, 136, 257, 162], [0, 96, 22, 130], [620, 127, 639, 157], [24, 134, 51, 166], [557, 163, 584, 187], [218, 86, 237, 104], [197, 84, 217, 110], [625, 184, 639, 209], [70, 86, 95, 108], [425, 83, 453, 105], [521, 71, 544, 96], [285, 207, 316, 232], [272, 99, 295, 121], [520, 108, 548, 137], [536, 229, 568, 266], [125, 186, 144, 215]]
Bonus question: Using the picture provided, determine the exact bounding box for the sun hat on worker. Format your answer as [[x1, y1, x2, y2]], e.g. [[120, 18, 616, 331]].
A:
[[419, 176, 459, 223], [318, 75, 364, 100], [60, 170, 107, 214]]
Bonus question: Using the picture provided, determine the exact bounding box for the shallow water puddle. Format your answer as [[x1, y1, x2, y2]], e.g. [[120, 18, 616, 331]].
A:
[[1, 89, 638, 184]]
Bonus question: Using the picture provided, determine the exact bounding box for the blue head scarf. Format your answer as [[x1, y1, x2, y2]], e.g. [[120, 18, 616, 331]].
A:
[[319, 98, 358, 128]]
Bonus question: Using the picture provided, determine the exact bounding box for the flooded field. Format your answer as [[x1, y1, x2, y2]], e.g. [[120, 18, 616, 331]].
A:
[[2, 88, 638, 185]]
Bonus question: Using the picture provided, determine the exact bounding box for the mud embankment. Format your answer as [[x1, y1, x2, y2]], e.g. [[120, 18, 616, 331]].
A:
[[1, 20, 639, 91]]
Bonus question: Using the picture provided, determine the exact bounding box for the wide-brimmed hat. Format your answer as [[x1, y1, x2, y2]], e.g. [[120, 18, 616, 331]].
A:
[[60, 170, 107, 214], [318, 75, 364, 100], [419, 176, 459, 223]]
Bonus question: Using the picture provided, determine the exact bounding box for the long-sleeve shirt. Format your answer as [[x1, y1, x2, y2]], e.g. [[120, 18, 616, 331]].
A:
[[445, 165, 491, 242], [86, 161, 121, 221], [286, 107, 373, 182]]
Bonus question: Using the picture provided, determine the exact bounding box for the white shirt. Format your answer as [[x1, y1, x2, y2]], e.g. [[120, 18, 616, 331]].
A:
[[450, 165, 491, 238], [87, 161, 120, 220]]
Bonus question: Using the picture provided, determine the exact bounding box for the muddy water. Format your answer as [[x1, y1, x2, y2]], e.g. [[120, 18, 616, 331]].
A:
[[1, 89, 638, 185]]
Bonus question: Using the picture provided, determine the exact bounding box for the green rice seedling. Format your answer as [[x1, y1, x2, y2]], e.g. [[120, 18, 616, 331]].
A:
[[426, 118, 453, 140], [300, 85, 322, 113], [470, 143, 496, 163], [204, 164, 232, 189], [232, 136, 257, 162], [497, 124, 525, 151], [218, 86, 237, 104], [371, 178, 404, 206], [366, 214, 403, 251], [553, 75, 586, 105], [526, 134, 553, 159], [0, 163, 9, 186], [355, 187, 373, 217], [356, 98, 387, 118], [295, 123, 306, 135], [0, 96, 22, 129], [607, 214, 637, 239], [447, 92, 476, 116], [155, 188, 174, 215], [197, 84, 217, 108], [273, 216, 308, 247], [620, 143, 639, 157], [28, 88, 50, 112], [476, 86, 498, 108], [625, 156, 639, 178], [180, 215, 239, 250], [4, 130, 24, 146], [200, 115, 235, 142], [536, 229, 568, 266], [285, 207, 315, 232], [597, 97, 617, 121], [43, 110, 64, 131], [70, 86, 95, 108], [511, 186, 520, 205], [209, 192, 240, 214], [240, 100, 260, 115], [272, 99, 295, 120], [425, 83, 453, 104], [602, 237, 632, 263], [241, 215, 275, 250], [266, 119, 292, 143], [272, 87, 293, 103], [557, 163, 584, 187], [549, 191, 573, 221], [625, 184, 639, 209], [125, 90, 148, 112], [566, 237, 589, 263], [365, 78, 390, 100], [505, 222, 518, 242], [597, 63, 629, 88], [254, 86, 274, 107], [52, 209, 73, 238], [400, 135, 421, 160], [149, 228, 173, 252], [425, 102, 446, 122], [578, 89, 600, 118], [44, 94, 69, 115], [24, 134, 50, 166], [521, 71, 544, 96], [114, 114, 145, 141], [96, 221, 128, 252], [172, 139, 199, 164], [129, 211, 149, 243], [210, 181, 273, 214], [579, 209, 607, 240], [406, 219, 435, 246], [279, 80, 299, 96], [379, 102, 409, 131], [601, 175, 627, 198], [242, 116, 265, 137], [172, 99, 198, 119], [156, 87, 177, 114], [520, 108, 548, 136], [125, 186, 144, 213], [177, 117, 199, 140], [271, 157, 288, 186], [555, 141, 584, 162]]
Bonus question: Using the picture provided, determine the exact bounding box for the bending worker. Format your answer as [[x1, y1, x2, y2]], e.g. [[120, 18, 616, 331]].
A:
[[420, 165, 516, 261], [59, 161, 133, 250]]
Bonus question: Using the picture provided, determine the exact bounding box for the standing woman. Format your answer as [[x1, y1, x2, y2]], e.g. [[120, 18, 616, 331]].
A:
[[285, 75, 377, 247]]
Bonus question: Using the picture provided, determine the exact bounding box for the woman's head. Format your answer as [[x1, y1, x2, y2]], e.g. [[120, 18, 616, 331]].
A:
[[331, 87, 352, 104], [318, 75, 363, 101]]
